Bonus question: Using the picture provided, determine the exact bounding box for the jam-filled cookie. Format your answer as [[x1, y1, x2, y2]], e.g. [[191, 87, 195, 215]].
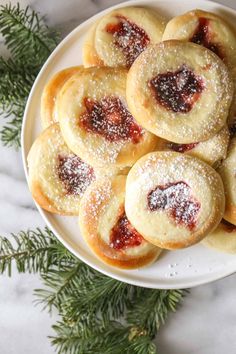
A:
[[83, 7, 166, 68], [41, 66, 83, 129], [202, 219, 236, 254], [79, 175, 161, 269], [125, 151, 225, 249], [164, 126, 229, 167], [126, 40, 233, 144], [27, 123, 96, 215], [162, 10, 236, 114], [57, 67, 157, 169], [162, 10, 236, 68], [218, 138, 236, 225]]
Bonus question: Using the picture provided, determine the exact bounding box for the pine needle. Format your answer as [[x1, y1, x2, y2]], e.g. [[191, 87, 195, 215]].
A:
[[0, 227, 187, 353], [0, 3, 59, 147]]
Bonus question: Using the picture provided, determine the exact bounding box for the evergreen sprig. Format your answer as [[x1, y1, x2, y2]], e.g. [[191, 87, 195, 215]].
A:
[[0, 3, 59, 147], [0, 227, 187, 353]]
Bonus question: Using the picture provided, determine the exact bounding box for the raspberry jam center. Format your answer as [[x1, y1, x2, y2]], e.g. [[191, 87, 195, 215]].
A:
[[106, 15, 150, 68], [149, 66, 204, 113], [57, 154, 95, 195], [147, 181, 200, 230], [110, 210, 143, 250], [190, 17, 224, 59], [229, 121, 236, 138], [221, 219, 236, 233], [80, 96, 142, 143], [167, 142, 199, 153]]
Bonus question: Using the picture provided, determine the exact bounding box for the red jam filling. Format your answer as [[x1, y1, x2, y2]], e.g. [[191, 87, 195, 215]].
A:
[[149, 66, 204, 113], [109, 210, 143, 250], [80, 96, 142, 143], [229, 121, 236, 138], [221, 219, 236, 233], [57, 154, 95, 195], [106, 15, 150, 68], [167, 142, 199, 153], [190, 17, 224, 60], [147, 181, 200, 230]]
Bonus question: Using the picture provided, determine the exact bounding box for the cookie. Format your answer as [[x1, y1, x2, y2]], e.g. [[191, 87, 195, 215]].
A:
[[202, 219, 236, 254], [79, 175, 161, 268], [126, 40, 233, 143], [164, 126, 229, 167], [27, 123, 95, 215], [162, 9, 236, 114], [41, 66, 83, 128], [125, 151, 225, 249], [83, 7, 166, 68], [218, 138, 236, 224], [57, 66, 158, 169]]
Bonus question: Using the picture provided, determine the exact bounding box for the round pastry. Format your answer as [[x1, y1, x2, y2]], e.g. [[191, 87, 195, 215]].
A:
[[125, 151, 225, 249], [27, 123, 95, 215], [162, 9, 236, 114], [41, 66, 83, 129], [57, 66, 157, 169], [218, 138, 236, 224], [202, 219, 236, 254], [126, 40, 233, 144], [79, 175, 161, 269], [162, 10, 236, 68], [83, 7, 166, 68], [83, 22, 103, 68], [164, 125, 229, 167]]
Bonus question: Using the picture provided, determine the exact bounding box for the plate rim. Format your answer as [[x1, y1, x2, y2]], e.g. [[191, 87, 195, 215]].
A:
[[21, 0, 236, 289]]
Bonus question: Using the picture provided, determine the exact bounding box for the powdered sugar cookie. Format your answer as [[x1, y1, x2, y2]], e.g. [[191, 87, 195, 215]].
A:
[[83, 7, 166, 68], [27, 124, 95, 215], [165, 125, 229, 167], [125, 151, 225, 249], [79, 175, 161, 269], [162, 9, 236, 113], [126, 40, 233, 143], [57, 67, 157, 169], [218, 138, 236, 225], [202, 219, 236, 254], [41, 66, 83, 128]]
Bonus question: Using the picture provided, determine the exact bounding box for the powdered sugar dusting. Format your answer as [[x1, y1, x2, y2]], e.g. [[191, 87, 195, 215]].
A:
[[57, 154, 95, 196], [106, 15, 150, 68], [147, 181, 200, 230], [128, 41, 233, 142], [80, 96, 143, 143]]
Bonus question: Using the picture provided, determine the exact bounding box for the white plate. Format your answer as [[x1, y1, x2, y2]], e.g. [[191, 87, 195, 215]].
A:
[[22, 0, 236, 289]]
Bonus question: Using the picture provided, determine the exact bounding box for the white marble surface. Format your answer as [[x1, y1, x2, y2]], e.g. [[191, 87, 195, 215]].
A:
[[0, 0, 236, 353]]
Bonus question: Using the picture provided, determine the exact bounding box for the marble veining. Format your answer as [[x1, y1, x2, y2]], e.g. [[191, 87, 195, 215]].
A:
[[0, 0, 236, 353]]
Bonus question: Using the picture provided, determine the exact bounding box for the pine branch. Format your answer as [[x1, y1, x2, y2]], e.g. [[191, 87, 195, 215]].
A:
[[0, 3, 59, 66], [127, 289, 188, 338], [0, 226, 187, 353], [0, 3, 59, 147], [0, 227, 74, 275], [50, 321, 157, 354]]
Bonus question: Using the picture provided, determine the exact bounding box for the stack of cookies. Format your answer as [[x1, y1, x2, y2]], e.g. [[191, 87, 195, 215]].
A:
[[27, 7, 236, 269]]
